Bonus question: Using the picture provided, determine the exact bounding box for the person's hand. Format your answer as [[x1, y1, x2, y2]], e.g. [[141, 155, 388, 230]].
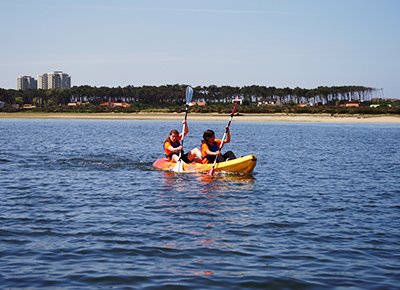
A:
[[182, 120, 187, 125], [225, 125, 229, 131]]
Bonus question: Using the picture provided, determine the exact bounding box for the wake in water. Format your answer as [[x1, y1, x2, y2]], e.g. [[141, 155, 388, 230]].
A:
[[54, 154, 153, 171]]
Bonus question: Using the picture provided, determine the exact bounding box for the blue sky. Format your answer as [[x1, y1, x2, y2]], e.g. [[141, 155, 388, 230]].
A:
[[1, 0, 399, 98]]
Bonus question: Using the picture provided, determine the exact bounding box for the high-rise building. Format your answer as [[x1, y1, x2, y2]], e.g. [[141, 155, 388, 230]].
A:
[[37, 71, 71, 89], [37, 73, 48, 90], [17, 76, 37, 91]]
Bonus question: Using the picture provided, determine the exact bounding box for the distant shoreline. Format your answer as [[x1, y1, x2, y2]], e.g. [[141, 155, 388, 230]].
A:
[[1, 112, 400, 123]]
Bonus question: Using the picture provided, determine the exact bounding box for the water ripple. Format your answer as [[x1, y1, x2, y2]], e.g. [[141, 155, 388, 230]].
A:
[[0, 119, 399, 289]]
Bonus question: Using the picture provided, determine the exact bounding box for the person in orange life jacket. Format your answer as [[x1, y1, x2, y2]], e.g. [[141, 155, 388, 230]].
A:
[[164, 120, 202, 163], [201, 127, 236, 164]]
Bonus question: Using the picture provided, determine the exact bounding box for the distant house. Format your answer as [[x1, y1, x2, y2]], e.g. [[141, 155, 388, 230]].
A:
[[22, 104, 36, 109], [0, 101, 5, 108], [346, 102, 360, 107], [100, 102, 130, 108], [370, 104, 391, 108], [67, 102, 88, 107], [257, 101, 276, 106], [190, 101, 206, 107], [232, 96, 244, 104], [340, 101, 360, 107]]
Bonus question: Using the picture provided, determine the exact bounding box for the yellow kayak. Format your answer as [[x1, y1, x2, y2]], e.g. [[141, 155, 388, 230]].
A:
[[153, 154, 257, 174]]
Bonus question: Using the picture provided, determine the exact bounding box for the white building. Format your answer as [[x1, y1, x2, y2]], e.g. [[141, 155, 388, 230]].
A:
[[37, 71, 71, 89], [37, 73, 48, 89], [17, 76, 37, 91]]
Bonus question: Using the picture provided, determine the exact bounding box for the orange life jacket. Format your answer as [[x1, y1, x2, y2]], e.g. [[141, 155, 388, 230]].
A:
[[164, 135, 183, 160], [201, 139, 222, 163]]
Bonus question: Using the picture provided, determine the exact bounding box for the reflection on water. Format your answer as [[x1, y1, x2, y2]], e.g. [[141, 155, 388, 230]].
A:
[[155, 171, 257, 278], [161, 171, 255, 194]]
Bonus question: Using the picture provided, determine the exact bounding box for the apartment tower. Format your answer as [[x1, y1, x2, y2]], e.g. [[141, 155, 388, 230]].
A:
[[37, 71, 71, 89], [17, 76, 37, 91]]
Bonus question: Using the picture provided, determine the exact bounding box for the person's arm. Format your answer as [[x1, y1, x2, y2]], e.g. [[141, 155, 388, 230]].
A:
[[205, 148, 221, 156], [168, 144, 183, 153], [180, 120, 189, 138]]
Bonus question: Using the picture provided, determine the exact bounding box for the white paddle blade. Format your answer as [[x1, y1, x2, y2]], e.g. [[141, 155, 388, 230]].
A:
[[185, 86, 193, 104], [171, 160, 183, 173]]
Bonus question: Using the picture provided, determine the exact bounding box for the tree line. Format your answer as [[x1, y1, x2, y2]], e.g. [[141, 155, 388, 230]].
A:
[[1, 84, 399, 114]]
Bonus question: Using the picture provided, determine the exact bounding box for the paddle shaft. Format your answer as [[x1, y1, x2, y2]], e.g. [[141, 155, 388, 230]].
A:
[[171, 86, 193, 173], [209, 100, 239, 174], [177, 104, 189, 160]]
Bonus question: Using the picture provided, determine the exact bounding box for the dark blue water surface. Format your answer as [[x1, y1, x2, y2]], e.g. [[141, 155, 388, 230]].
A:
[[1, 118, 399, 289]]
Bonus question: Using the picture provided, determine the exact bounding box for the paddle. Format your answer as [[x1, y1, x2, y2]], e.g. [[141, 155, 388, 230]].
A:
[[208, 97, 239, 176], [172, 86, 194, 173]]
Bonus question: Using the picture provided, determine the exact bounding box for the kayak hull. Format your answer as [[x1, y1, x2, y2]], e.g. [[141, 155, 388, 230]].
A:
[[153, 154, 257, 174]]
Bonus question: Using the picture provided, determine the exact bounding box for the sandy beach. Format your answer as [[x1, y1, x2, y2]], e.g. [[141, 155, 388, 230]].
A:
[[1, 112, 399, 123]]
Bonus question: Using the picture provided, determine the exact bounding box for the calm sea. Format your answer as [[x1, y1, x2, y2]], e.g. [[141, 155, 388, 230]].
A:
[[0, 118, 399, 289]]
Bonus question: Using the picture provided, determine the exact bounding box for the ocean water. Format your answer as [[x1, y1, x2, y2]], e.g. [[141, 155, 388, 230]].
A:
[[0, 118, 399, 289]]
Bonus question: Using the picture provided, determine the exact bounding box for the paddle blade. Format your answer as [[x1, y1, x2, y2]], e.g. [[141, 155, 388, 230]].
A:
[[208, 167, 215, 176], [185, 86, 193, 104], [172, 160, 183, 173], [232, 97, 239, 114]]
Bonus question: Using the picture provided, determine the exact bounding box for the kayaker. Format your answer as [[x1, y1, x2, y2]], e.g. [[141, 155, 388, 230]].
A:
[[164, 120, 202, 163], [201, 128, 236, 163]]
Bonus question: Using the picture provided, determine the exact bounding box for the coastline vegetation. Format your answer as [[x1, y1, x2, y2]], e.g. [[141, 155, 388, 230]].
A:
[[1, 84, 399, 115]]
